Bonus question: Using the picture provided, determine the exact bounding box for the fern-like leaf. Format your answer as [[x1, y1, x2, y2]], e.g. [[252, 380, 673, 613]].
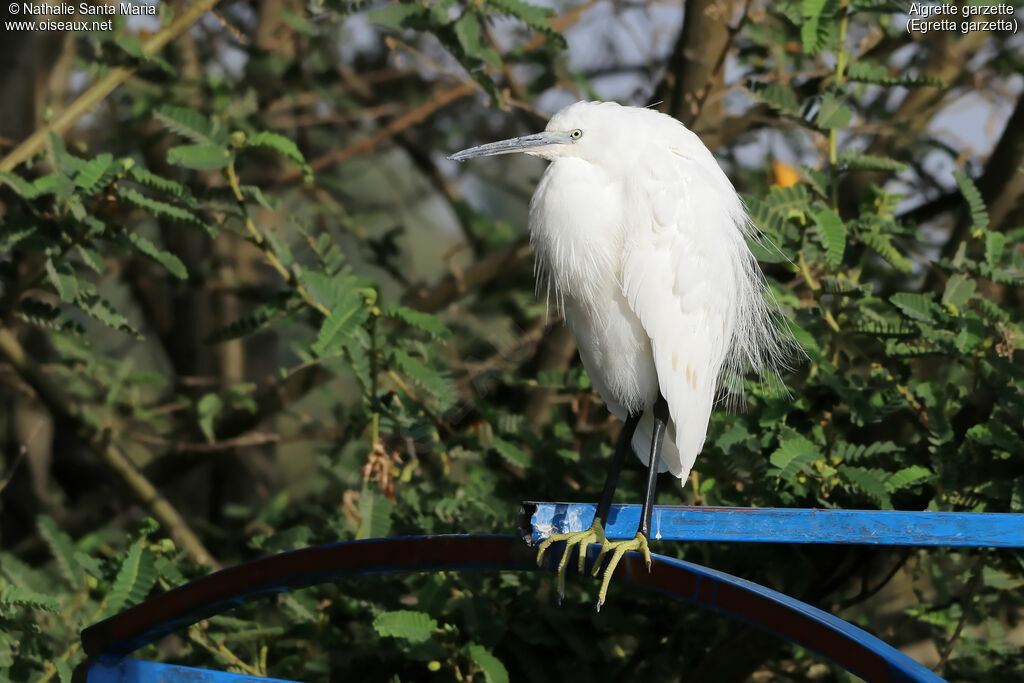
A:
[[312, 291, 369, 356], [748, 82, 802, 117], [486, 0, 566, 48], [128, 166, 194, 202], [73, 154, 116, 195], [116, 230, 188, 279], [247, 131, 313, 182], [885, 466, 932, 493], [953, 170, 989, 233], [118, 187, 206, 228], [382, 305, 451, 341], [167, 144, 230, 170], [847, 60, 945, 88], [890, 292, 943, 324], [104, 543, 157, 617], [837, 150, 908, 173], [812, 208, 846, 270], [373, 610, 436, 643], [37, 517, 84, 589], [769, 434, 820, 485], [860, 232, 913, 273], [838, 465, 892, 509], [206, 295, 294, 343], [154, 106, 226, 145], [0, 584, 59, 613]]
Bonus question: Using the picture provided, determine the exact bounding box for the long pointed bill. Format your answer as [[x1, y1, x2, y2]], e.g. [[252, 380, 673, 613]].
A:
[[447, 131, 572, 162]]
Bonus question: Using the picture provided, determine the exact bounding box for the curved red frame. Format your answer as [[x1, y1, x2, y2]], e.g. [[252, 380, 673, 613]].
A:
[[80, 535, 943, 682]]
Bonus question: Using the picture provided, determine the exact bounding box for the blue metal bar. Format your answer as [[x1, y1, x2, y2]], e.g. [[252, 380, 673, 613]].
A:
[[523, 503, 1024, 547], [86, 659, 296, 683], [79, 535, 943, 683]]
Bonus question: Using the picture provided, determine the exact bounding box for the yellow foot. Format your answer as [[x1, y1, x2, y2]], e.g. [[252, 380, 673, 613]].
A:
[[535, 519, 607, 602], [591, 532, 651, 611]]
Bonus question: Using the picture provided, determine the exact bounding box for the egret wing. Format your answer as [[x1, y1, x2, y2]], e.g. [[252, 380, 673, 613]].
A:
[[619, 145, 739, 478]]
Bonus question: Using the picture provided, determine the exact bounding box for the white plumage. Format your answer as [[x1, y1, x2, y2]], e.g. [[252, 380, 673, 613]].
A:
[[453, 100, 793, 483]]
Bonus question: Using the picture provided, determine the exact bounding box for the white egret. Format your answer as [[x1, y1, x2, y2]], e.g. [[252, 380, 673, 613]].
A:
[[449, 101, 795, 607]]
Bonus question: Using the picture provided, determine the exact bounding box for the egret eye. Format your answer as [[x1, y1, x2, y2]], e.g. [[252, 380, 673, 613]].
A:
[[569, 129, 583, 140]]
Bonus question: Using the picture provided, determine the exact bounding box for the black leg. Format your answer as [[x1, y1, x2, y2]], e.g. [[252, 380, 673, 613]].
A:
[[595, 411, 641, 527], [640, 395, 669, 539]]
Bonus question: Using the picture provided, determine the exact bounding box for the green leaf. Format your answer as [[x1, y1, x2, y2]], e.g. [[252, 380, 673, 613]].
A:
[[812, 208, 846, 270], [206, 295, 294, 343], [985, 231, 1006, 267], [117, 231, 188, 279], [298, 270, 360, 309], [885, 466, 932, 493], [389, 349, 454, 407], [76, 292, 142, 337], [372, 610, 436, 643], [748, 82, 802, 118], [154, 106, 226, 145], [118, 187, 205, 228], [247, 131, 312, 182], [15, 297, 83, 334], [769, 434, 820, 484], [890, 292, 943, 323], [37, 516, 84, 588], [486, 0, 564, 47], [847, 60, 945, 87], [953, 170, 989, 233], [942, 273, 976, 308], [45, 259, 78, 303], [196, 393, 223, 443], [240, 184, 280, 211], [967, 423, 1024, 453], [312, 291, 369, 356], [128, 166, 193, 200], [367, 3, 429, 29], [357, 486, 393, 540], [816, 93, 853, 130], [54, 660, 72, 683], [0, 584, 59, 613], [105, 542, 157, 616], [860, 232, 913, 273], [167, 144, 230, 170], [837, 150, 908, 173], [73, 153, 114, 194], [801, 0, 837, 56], [382, 305, 451, 341], [455, 13, 502, 69], [838, 465, 892, 509], [492, 438, 530, 467], [468, 643, 510, 683], [0, 170, 41, 198]]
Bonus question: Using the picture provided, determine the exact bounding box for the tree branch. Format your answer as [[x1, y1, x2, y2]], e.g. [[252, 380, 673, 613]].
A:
[[0, 0, 223, 174], [0, 327, 217, 567]]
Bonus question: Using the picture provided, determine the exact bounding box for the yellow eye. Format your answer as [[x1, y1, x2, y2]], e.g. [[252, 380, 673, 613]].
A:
[[569, 129, 583, 140]]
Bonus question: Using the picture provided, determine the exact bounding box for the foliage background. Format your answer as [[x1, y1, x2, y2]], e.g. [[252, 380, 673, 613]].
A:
[[1, 0, 1022, 681]]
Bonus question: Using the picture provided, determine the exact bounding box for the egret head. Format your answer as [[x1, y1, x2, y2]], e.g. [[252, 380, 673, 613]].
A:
[[448, 101, 629, 164]]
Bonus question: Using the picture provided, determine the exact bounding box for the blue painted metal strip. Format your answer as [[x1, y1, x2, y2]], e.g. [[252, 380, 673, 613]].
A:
[[86, 659, 296, 683], [80, 535, 944, 683], [525, 503, 1024, 547]]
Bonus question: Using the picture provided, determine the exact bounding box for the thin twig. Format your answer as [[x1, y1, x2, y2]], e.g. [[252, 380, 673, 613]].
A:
[[0, 0, 223, 174], [278, 82, 476, 185], [0, 327, 217, 567]]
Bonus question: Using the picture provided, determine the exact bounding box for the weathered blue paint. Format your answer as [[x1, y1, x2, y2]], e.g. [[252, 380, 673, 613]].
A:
[[80, 535, 944, 683], [86, 659, 295, 683], [525, 503, 1024, 546]]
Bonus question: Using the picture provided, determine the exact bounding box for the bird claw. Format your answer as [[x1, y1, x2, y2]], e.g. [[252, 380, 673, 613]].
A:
[[591, 532, 650, 608], [535, 520, 607, 601]]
